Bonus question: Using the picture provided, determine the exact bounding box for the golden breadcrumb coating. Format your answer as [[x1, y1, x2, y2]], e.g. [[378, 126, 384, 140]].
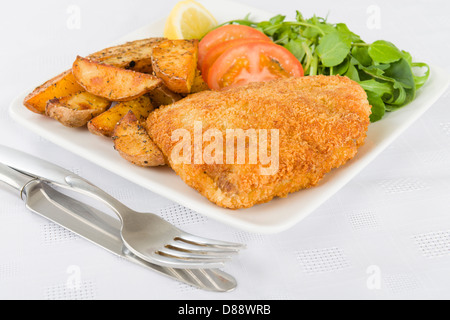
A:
[[147, 76, 371, 209]]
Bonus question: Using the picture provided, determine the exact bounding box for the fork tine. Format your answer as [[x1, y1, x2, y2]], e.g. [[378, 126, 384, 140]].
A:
[[168, 240, 240, 256], [149, 252, 226, 269], [159, 247, 235, 262], [176, 234, 246, 250]]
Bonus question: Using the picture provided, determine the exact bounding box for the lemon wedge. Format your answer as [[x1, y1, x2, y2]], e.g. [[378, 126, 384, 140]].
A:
[[164, 0, 218, 40]]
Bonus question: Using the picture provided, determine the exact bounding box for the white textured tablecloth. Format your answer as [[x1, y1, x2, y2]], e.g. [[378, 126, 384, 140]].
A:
[[1, 0, 449, 300]]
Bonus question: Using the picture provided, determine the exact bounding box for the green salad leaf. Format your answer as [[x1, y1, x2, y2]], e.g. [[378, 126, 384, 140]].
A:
[[368, 40, 403, 64], [222, 12, 430, 122], [317, 31, 352, 67]]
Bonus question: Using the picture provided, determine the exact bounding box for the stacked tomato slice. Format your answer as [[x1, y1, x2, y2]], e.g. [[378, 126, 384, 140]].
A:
[[198, 25, 304, 90]]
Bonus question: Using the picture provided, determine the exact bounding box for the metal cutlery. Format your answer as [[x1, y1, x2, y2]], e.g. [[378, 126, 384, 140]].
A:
[[0, 163, 238, 292], [0, 145, 244, 269]]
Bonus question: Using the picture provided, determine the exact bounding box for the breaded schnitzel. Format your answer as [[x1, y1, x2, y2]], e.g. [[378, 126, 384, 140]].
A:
[[147, 76, 371, 209]]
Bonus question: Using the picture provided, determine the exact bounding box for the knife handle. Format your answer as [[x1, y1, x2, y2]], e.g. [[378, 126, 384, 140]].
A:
[[0, 163, 37, 197], [0, 145, 73, 187]]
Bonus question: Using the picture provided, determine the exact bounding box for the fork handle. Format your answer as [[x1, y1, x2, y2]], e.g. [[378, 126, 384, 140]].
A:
[[65, 175, 132, 223]]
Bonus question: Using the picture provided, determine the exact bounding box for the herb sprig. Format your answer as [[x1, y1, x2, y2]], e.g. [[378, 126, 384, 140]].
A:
[[222, 12, 430, 122]]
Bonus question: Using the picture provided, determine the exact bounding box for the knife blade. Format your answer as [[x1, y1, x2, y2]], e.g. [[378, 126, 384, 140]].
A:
[[0, 163, 237, 292]]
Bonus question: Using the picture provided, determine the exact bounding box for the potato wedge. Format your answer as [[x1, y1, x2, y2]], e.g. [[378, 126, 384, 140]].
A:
[[88, 95, 154, 137], [73, 56, 161, 101], [151, 39, 198, 94], [24, 38, 164, 114], [46, 92, 112, 128], [147, 84, 182, 107], [24, 70, 85, 114], [113, 111, 165, 167]]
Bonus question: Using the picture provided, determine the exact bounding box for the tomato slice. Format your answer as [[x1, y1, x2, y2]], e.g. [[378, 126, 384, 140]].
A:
[[207, 42, 304, 90], [201, 38, 270, 82], [198, 25, 271, 68]]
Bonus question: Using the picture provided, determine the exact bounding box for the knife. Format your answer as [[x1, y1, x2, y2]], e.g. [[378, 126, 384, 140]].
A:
[[0, 163, 237, 292]]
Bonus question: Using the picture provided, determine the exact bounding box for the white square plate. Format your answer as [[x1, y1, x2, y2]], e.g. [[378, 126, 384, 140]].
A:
[[9, 0, 450, 234]]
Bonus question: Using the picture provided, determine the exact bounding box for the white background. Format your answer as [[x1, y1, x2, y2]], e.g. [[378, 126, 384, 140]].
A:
[[0, 0, 449, 299]]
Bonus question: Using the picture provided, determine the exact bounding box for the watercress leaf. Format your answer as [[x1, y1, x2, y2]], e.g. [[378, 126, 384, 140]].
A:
[[375, 64, 391, 71], [284, 39, 306, 61], [225, 17, 255, 27], [402, 50, 413, 66], [280, 24, 294, 35], [383, 58, 416, 90], [317, 31, 351, 67], [303, 16, 334, 38], [256, 21, 273, 33], [366, 91, 386, 122], [258, 20, 287, 37], [387, 81, 408, 106], [384, 104, 394, 112], [255, 26, 266, 34], [332, 57, 350, 75], [412, 62, 431, 90], [359, 64, 407, 85], [336, 23, 361, 43], [307, 15, 319, 25], [359, 73, 374, 82], [351, 46, 372, 67], [301, 40, 313, 70], [385, 76, 415, 108], [302, 28, 318, 39], [302, 23, 322, 39], [318, 23, 336, 35], [368, 40, 403, 64], [296, 11, 304, 22], [269, 14, 286, 25], [359, 79, 394, 97], [273, 25, 294, 44], [363, 65, 388, 76], [344, 64, 360, 82]]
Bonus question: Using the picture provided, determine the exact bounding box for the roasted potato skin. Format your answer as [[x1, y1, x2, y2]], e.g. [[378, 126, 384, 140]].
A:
[[92, 38, 164, 73], [112, 111, 165, 167], [46, 91, 112, 128], [73, 56, 161, 101], [87, 95, 154, 137], [151, 39, 198, 94]]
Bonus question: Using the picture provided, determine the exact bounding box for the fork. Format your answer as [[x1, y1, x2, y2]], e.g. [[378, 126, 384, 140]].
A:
[[65, 174, 245, 269], [0, 145, 245, 269]]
